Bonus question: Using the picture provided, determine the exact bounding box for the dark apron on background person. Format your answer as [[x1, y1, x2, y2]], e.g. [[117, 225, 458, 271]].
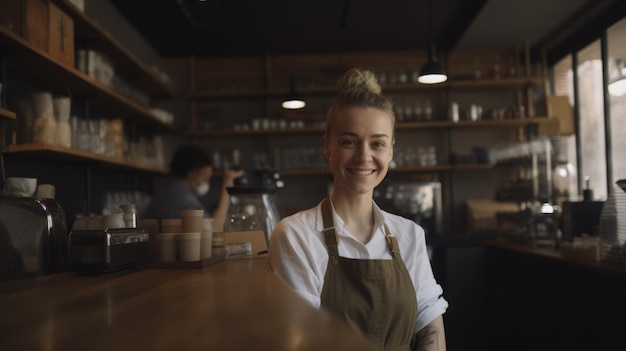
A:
[[319, 198, 418, 351]]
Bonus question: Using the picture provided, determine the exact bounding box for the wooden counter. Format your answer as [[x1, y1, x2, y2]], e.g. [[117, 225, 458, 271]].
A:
[[483, 239, 626, 350], [0, 259, 379, 351], [485, 239, 626, 280]]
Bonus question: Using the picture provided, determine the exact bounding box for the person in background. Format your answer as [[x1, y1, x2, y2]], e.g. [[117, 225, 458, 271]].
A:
[[268, 68, 447, 351], [142, 144, 243, 231]]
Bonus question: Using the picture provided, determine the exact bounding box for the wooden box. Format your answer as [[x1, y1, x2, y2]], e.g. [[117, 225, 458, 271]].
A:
[[538, 95, 575, 136], [23, 0, 50, 52], [48, 2, 74, 68]]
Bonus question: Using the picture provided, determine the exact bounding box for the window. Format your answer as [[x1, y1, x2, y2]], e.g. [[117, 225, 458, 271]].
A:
[[552, 56, 578, 200], [550, 15, 626, 201], [607, 18, 626, 188], [577, 40, 607, 200]]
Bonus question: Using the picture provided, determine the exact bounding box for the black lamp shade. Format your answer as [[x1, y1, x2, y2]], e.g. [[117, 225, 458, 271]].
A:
[[418, 49, 447, 84], [282, 77, 306, 109]]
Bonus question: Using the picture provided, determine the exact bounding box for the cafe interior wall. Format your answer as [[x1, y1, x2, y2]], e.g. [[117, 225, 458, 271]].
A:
[[80, 1, 527, 233]]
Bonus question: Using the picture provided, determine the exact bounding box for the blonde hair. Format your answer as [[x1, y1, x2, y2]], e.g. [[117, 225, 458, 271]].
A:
[[325, 68, 395, 139]]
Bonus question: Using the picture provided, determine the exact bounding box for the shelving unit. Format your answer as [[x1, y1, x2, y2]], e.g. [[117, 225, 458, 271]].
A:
[[2, 143, 166, 174], [0, 3, 177, 216], [187, 49, 551, 234], [51, 0, 177, 98], [0, 26, 176, 133]]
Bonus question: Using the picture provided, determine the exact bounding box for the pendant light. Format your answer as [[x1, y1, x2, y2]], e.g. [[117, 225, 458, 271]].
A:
[[282, 77, 306, 109], [418, 0, 447, 84]]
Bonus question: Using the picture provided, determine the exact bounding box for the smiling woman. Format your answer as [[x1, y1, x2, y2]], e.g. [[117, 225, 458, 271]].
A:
[[269, 68, 448, 351]]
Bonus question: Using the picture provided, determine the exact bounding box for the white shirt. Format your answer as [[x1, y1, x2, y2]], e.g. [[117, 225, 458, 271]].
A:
[[268, 199, 448, 333]]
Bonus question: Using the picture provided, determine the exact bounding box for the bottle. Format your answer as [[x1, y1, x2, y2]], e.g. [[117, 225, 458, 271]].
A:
[[583, 176, 594, 201], [493, 55, 501, 79], [473, 56, 482, 79]]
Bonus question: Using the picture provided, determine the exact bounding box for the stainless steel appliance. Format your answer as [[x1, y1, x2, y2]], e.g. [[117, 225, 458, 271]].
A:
[[0, 196, 67, 292], [561, 200, 604, 241], [68, 228, 149, 272], [374, 181, 442, 235]]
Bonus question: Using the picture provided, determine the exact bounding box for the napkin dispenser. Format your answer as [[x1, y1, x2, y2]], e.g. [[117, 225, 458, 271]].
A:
[[68, 228, 149, 272]]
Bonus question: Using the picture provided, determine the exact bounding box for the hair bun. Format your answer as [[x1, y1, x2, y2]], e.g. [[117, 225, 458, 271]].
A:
[[336, 68, 381, 95]]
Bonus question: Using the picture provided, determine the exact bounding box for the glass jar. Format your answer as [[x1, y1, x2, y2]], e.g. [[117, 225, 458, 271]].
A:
[[223, 187, 281, 244]]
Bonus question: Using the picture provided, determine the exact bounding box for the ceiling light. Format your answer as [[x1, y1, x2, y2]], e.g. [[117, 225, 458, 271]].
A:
[[418, 44, 447, 84], [418, 0, 447, 85], [282, 77, 306, 109]]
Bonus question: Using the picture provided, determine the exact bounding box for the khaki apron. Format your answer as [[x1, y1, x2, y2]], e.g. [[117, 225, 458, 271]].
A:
[[319, 198, 418, 351]]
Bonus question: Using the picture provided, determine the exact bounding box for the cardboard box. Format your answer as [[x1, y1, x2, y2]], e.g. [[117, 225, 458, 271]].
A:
[[538, 95, 575, 136], [48, 1, 74, 68], [223, 231, 268, 259], [23, 0, 50, 52]]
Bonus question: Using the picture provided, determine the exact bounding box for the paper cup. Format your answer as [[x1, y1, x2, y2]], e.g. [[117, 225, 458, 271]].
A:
[[177, 232, 201, 262], [180, 210, 204, 233], [202, 218, 214, 233], [158, 233, 178, 262], [35, 184, 55, 198], [201, 231, 213, 259], [161, 218, 182, 233], [102, 213, 125, 229]]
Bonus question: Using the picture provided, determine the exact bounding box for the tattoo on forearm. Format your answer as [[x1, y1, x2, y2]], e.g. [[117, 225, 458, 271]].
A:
[[413, 326, 439, 351]]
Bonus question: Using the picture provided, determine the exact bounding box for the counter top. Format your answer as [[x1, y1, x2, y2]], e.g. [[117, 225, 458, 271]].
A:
[[0, 259, 378, 351], [485, 239, 626, 280]]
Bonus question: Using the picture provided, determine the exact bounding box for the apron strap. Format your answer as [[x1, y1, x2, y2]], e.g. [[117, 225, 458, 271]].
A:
[[383, 224, 403, 262], [321, 198, 340, 265]]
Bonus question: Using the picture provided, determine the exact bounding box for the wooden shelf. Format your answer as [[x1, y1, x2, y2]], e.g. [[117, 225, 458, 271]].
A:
[[0, 107, 16, 120], [189, 118, 551, 137], [51, 0, 177, 98], [445, 117, 551, 128], [453, 163, 494, 171], [276, 164, 453, 176], [391, 164, 453, 172], [189, 77, 546, 100], [0, 27, 177, 133], [1, 143, 166, 174], [449, 77, 546, 89]]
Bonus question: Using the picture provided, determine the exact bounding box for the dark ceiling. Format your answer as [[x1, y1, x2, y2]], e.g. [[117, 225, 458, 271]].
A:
[[111, 0, 626, 59]]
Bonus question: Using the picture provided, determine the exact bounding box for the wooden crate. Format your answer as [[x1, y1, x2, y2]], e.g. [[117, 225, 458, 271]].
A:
[[23, 0, 50, 52], [48, 1, 74, 68]]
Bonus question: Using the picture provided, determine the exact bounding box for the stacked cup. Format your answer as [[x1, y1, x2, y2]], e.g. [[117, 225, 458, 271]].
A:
[[177, 210, 204, 262], [201, 218, 213, 260], [158, 219, 181, 262]]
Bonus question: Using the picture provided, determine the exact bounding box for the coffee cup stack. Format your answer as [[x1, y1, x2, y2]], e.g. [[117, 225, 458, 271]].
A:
[[156, 211, 213, 262], [201, 218, 213, 260], [157, 218, 181, 262]]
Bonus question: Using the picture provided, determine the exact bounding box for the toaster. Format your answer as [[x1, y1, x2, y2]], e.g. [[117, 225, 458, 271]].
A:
[[0, 196, 68, 292], [68, 228, 149, 272]]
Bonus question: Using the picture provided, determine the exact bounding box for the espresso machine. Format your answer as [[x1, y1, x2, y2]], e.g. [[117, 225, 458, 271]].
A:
[[374, 181, 443, 235]]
